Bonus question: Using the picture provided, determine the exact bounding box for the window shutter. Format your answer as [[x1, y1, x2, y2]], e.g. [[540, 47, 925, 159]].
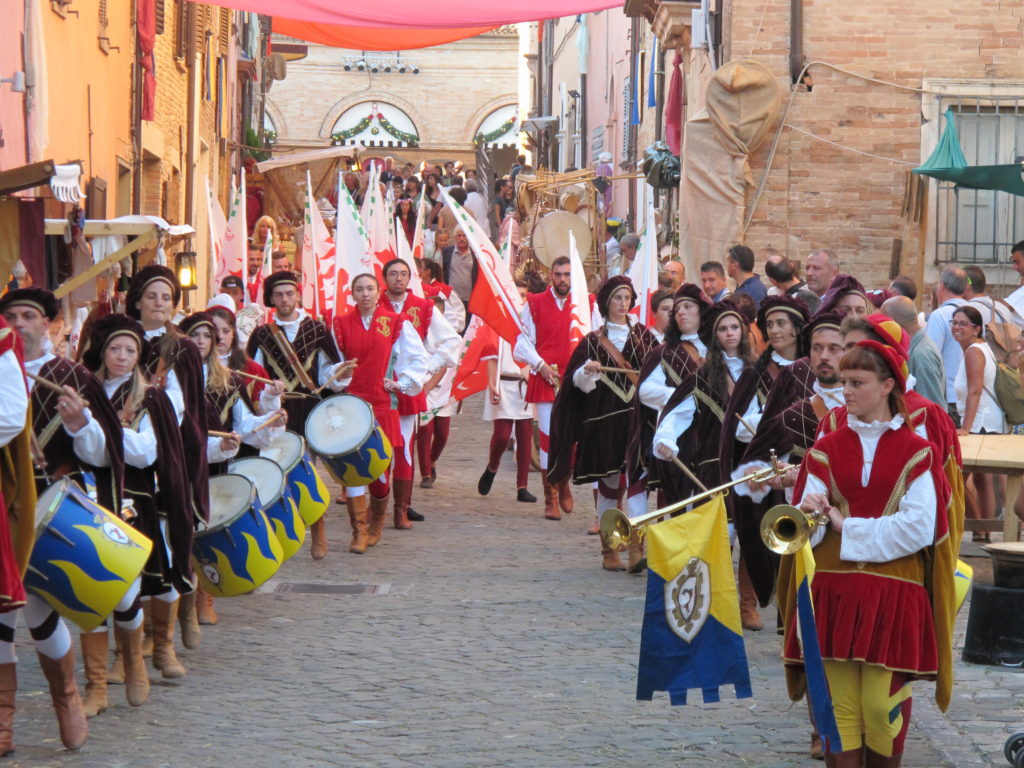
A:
[[98, 0, 108, 27], [219, 8, 230, 53], [155, 0, 165, 35]]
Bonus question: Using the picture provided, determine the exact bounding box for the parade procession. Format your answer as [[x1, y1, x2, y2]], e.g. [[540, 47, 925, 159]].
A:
[[3, 0, 1024, 766]]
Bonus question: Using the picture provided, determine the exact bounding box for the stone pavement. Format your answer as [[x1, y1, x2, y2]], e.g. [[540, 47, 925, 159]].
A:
[[6, 396, 1024, 767]]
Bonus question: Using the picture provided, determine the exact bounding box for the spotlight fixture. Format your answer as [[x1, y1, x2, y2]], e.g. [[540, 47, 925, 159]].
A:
[[398, 64, 406, 73], [412, 66, 420, 74], [384, 64, 391, 73], [370, 64, 379, 73], [357, 60, 365, 71], [344, 63, 352, 71]]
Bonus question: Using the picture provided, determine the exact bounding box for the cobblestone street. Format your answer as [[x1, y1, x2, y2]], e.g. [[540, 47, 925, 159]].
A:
[[5, 396, 1023, 767]]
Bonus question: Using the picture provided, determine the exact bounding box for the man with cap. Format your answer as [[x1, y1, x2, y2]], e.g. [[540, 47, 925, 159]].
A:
[[514, 255, 580, 521], [547, 276, 658, 570], [378, 258, 460, 529], [246, 270, 349, 558], [219, 275, 245, 313], [0, 288, 127, 748]]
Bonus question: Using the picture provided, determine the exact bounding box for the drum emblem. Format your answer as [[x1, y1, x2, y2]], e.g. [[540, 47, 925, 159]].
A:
[[664, 557, 709, 643], [101, 521, 131, 546], [202, 564, 221, 585]]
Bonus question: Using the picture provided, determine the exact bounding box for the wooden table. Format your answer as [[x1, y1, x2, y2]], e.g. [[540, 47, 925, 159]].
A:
[[959, 434, 1024, 541]]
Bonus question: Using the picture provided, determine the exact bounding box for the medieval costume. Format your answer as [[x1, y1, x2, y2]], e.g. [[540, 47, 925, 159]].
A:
[[815, 274, 870, 318]]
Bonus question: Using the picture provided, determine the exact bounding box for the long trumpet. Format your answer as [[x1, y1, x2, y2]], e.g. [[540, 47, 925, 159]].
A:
[[600, 451, 788, 549], [760, 505, 829, 555]]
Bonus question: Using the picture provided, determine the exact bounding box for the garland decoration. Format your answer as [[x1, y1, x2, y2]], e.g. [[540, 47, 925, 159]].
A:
[[377, 114, 419, 145], [331, 112, 419, 146], [474, 117, 517, 145]]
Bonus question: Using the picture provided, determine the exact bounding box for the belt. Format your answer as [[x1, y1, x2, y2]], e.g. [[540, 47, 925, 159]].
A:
[[499, 375, 524, 382]]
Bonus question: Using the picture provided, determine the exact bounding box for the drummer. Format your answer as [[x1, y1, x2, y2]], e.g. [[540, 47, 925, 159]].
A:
[[378, 258, 460, 529], [206, 297, 279, 409], [79, 314, 193, 693], [0, 287, 127, 746], [245, 271, 350, 560], [332, 273, 428, 554]]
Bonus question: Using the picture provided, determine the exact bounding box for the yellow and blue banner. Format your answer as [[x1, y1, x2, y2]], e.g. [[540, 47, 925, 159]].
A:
[[794, 542, 843, 754], [637, 496, 752, 704]]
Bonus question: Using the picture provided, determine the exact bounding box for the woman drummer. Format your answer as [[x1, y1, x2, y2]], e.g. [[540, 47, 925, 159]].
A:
[[330, 273, 428, 554], [206, 301, 280, 408], [78, 313, 193, 702], [785, 339, 954, 767]]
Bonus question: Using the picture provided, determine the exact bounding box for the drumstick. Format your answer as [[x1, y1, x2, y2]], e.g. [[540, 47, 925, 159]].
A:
[[26, 372, 91, 407], [314, 359, 358, 395], [209, 430, 235, 439], [252, 411, 285, 434], [233, 369, 276, 386], [671, 456, 710, 494], [597, 366, 636, 374], [734, 411, 758, 437]]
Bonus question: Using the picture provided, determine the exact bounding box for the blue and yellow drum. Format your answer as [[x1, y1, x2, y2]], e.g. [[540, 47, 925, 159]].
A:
[[305, 394, 393, 487], [193, 474, 283, 597], [26, 479, 153, 632], [228, 456, 306, 560], [260, 431, 329, 526]]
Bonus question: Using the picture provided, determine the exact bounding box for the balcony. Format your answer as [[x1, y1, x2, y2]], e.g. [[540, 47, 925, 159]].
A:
[[623, 0, 700, 48]]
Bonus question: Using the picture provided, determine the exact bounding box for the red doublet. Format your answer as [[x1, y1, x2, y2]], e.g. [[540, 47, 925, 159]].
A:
[[785, 425, 947, 678], [0, 323, 27, 612], [381, 293, 432, 416], [333, 306, 403, 448], [524, 290, 574, 404]]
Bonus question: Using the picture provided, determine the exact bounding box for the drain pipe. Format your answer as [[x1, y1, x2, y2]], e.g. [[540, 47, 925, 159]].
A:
[[790, 0, 803, 85]]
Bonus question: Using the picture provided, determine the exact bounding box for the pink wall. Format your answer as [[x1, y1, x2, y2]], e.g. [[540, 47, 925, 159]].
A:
[[0, 2, 27, 171]]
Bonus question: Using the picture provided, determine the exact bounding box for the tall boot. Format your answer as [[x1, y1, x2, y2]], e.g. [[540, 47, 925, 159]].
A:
[[149, 598, 186, 679], [542, 473, 560, 520], [310, 516, 328, 559], [36, 649, 88, 750], [79, 631, 109, 718], [177, 590, 201, 650], [557, 478, 574, 514], [141, 599, 153, 657], [113, 624, 150, 706], [196, 585, 218, 626], [367, 495, 388, 546], [627, 533, 647, 574], [347, 494, 370, 554], [108, 631, 124, 684], [0, 663, 15, 756], [601, 539, 626, 571], [737, 557, 764, 631], [392, 478, 413, 530]]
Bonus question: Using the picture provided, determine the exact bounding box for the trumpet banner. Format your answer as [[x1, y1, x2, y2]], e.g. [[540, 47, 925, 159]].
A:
[[637, 495, 752, 705]]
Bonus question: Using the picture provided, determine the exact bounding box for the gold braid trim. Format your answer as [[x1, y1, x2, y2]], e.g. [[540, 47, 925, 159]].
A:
[[882, 447, 932, 518]]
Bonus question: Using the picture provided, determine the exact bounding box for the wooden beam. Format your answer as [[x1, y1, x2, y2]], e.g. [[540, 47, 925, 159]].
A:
[[54, 229, 158, 299], [0, 160, 56, 196], [44, 219, 157, 237]]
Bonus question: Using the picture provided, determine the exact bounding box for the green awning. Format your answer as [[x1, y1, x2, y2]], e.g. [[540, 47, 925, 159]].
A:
[[913, 108, 1024, 196]]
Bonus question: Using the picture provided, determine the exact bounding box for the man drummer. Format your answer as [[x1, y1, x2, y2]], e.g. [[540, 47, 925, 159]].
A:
[[379, 258, 460, 529], [0, 288, 127, 750], [245, 271, 350, 559], [513, 256, 578, 520]]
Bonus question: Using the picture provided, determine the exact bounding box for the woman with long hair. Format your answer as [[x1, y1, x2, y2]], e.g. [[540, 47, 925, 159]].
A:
[[251, 215, 279, 251], [79, 313, 193, 691], [395, 196, 417, 248], [423, 173, 443, 230], [786, 340, 954, 768], [206, 305, 279, 408], [951, 304, 1005, 540]]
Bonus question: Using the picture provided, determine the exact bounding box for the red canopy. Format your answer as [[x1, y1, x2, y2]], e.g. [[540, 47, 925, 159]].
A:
[[273, 18, 497, 50]]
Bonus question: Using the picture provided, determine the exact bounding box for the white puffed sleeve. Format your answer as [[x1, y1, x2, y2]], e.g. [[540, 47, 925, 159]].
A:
[[0, 350, 27, 448], [652, 394, 696, 459]]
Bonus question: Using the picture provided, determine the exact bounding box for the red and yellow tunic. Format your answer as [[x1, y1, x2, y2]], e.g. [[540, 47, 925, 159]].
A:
[[524, 290, 574, 404], [380, 293, 432, 416]]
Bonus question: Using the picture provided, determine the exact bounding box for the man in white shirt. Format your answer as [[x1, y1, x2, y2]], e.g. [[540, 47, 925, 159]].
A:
[[924, 265, 968, 423], [804, 248, 840, 298], [463, 179, 490, 225], [1004, 240, 1024, 317]]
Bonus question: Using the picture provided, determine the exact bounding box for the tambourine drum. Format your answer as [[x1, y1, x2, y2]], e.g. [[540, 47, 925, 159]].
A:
[[305, 394, 393, 487], [26, 479, 153, 631], [193, 474, 283, 597], [558, 185, 584, 213], [260, 431, 329, 526], [228, 456, 305, 560], [531, 210, 592, 267]]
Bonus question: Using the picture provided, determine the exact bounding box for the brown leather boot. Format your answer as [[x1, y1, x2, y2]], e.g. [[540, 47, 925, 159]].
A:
[[79, 631, 109, 718], [557, 478, 574, 514], [149, 598, 186, 679], [392, 479, 413, 530], [196, 586, 218, 625], [177, 590, 201, 650], [0, 663, 15, 756], [107, 632, 124, 685], [627, 534, 647, 574], [310, 516, 328, 559], [114, 624, 150, 706], [36, 649, 88, 749], [367, 495, 388, 546], [542, 473, 560, 520], [737, 557, 764, 631], [347, 494, 370, 554], [141, 599, 153, 657], [602, 540, 626, 571]]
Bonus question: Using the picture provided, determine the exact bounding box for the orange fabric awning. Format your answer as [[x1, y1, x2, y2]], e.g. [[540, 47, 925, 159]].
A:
[[272, 18, 497, 50]]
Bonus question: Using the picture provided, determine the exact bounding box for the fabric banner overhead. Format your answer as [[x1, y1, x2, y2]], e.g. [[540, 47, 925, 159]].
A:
[[189, 0, 621, 29], [273, 18, 497, 51]]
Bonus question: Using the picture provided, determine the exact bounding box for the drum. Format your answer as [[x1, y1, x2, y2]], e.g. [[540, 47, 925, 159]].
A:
[[305, 394, 393, 487], [260, 431, 329, 526], [228, 457, 306, 560], [192, 474, 283, 598], [531, 210, 592, 267], [25, 479, 153, 632]]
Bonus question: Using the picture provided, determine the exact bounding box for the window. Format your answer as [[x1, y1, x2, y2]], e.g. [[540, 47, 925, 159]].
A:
[[155, 0, 165, 35], [933, 97, 1024, 265]]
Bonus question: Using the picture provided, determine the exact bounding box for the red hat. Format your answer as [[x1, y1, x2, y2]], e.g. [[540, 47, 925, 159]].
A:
[[863, 313, 909, 359], [856, 339, 910, 392]]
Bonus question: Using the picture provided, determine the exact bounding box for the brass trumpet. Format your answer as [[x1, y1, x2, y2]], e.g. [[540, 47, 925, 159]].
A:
[[760, 505, 829, 555], [599, 451, 788, 549]]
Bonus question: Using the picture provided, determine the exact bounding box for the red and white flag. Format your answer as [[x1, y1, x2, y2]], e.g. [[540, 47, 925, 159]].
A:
[[216, 174, 248, 298], [411, 191, 427, 262], [206, 178, 229, 287], [300, 171, 334, 318], [451, 315, 494, 401], [333, 171, 373, 312], [627, 184, 660, 326], [365, 168, 397, 274], [568, 229, 591, 344], [438, 186, 524, 345]]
